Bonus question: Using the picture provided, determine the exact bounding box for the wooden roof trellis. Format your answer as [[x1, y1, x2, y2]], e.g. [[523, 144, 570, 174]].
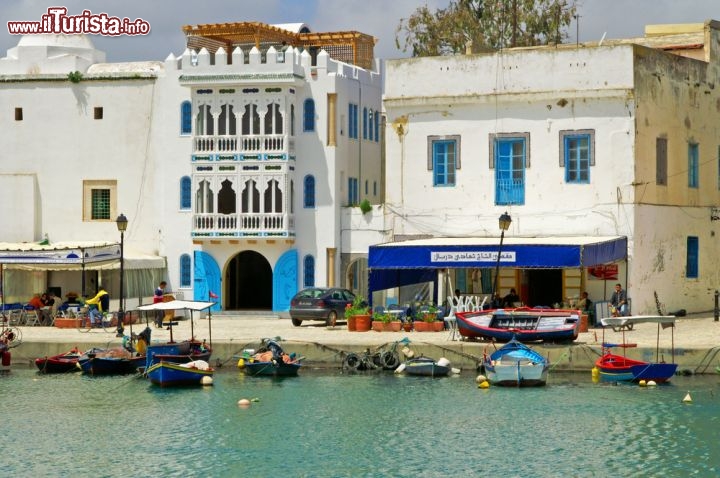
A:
[[182, 21, 376, 70]]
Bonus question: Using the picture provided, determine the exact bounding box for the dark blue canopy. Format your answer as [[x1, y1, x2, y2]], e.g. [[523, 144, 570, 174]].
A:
[[368, 236, 627, 299]]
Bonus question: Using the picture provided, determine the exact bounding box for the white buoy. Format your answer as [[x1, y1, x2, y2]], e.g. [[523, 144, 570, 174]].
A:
[[437, 357, 451, 367], [201, 376, 213, 386], [451, 367, 461, 374], [394, 363, 406, 374], [683, 392, 692, 403], [476, 374, 487, 383], [238, 398, 251, 407], [647, 380, 657, 387]]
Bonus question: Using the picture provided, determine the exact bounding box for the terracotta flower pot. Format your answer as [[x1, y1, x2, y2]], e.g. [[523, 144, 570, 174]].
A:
[[347, 315, 357, 331], [354, 314, 372, 332], [390, 321, 402, 332]]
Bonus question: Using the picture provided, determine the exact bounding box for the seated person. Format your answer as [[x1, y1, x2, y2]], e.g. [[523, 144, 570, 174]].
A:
[[577, 291, 594, 325], [27, 293, 52, 325], [503, 288, 521, 307]]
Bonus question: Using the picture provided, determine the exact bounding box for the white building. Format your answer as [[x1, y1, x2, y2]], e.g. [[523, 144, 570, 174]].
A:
[[0, 22, 383, 313], [378, 21, 720, 315]]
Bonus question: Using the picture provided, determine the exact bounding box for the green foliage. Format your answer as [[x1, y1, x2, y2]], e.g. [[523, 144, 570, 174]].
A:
[[359, 199, 372, 215], [345, 295, 369, 319], [396, 0, 577, 57], [67, 71, 83, 83], [373, 311, 393, 323]]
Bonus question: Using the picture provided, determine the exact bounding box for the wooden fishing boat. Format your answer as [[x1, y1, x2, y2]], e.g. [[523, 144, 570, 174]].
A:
[[35, 347, 82, 373], [594, 316, 678, 383], [483, 337, 549, 386], [402, 357, 450, 377], [137, 300, 216, 387], [77, 348, 145, 375], [240, 339, 301, 377], [145, 360, 214, 387], [455, 307, 580, 343]]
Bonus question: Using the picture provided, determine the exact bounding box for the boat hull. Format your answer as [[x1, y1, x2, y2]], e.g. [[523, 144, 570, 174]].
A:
[[404, 358, 450, 377], [78, 353, 145, 375], [145, 341, 212, 370], [146, 361, 214, 387], [244, 361, 301, 377], [595, 353, 677, 383], [35, 353, 80, 374], [484, 338, 549, 386], [456, 308, 580, 343]]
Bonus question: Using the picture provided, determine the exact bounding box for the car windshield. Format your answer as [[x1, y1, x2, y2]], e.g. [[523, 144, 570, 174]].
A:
[[298, 288, 327, 299]]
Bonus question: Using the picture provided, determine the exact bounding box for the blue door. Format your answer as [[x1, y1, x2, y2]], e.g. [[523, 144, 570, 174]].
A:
[[273, 249, 297, 312], [194, 250, 222, 312]]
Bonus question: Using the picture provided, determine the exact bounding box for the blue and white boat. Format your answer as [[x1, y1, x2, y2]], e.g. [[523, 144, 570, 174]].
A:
[[483, 337, 549, 386], [145, 360, 214, 387]]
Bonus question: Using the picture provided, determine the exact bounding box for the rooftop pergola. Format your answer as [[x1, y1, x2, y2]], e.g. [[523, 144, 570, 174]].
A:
[[182, 21, 377, 70]]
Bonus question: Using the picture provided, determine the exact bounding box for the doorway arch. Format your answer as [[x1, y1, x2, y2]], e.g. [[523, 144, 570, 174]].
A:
[[226, 251, 272, 310]]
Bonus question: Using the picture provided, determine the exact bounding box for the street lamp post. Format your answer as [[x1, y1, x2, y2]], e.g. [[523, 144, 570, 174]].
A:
[[115, 213, 128, 337], [492, 212, 512, 308]]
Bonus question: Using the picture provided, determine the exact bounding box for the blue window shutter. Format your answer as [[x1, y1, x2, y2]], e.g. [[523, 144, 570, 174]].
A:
[[181, 101, 192, 135], [179, 254, 191, 287], [304, 175, 315, 208], [687, 236, 699, 278], [303, 255, 315, 287], [303, 99, 315, 132], [180, 176, 191, 209]]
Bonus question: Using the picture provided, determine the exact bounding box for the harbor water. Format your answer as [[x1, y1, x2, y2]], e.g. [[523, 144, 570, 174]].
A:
[[1, 366, 719, 477]]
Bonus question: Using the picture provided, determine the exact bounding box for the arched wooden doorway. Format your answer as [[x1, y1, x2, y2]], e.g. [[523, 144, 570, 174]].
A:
[[225, 251, 272, 310]]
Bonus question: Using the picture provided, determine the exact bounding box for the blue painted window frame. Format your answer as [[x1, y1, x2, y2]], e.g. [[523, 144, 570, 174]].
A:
[[363, 107, 368, 140], [179, 254, 192, 287], [180, 101, 192, 135], [303, 255, 315, 287], [431, 139, 457, 187], [348, 103, 358, 139], [303, 99, 315, 132], [348, 177, 359, 205], [563, 133, 591, 183], [374, 113, 380, 142], [303, 175, 315, 208], [688, 142, 699, 188], [180, 176, 191, 210], [493, 135, 527, 205], [686, 236, 699, 278]]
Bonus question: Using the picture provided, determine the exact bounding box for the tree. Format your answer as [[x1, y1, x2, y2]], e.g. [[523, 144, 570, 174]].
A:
[[396, 0, 577, 57]]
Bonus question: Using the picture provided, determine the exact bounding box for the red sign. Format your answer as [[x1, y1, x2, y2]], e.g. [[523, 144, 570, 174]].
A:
[[588, 264, 618, 280]]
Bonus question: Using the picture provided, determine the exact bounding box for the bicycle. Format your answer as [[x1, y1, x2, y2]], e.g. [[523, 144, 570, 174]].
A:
[[75, 308, 115, 333]]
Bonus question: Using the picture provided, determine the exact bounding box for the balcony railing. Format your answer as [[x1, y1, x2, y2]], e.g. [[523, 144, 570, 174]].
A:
[[495, 178, 525, 205], [192, 212, 295, 237], [193, 134, 290, 158]]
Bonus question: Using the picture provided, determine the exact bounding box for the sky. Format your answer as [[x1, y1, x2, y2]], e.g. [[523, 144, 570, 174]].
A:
[[0, 0, 719, 63]]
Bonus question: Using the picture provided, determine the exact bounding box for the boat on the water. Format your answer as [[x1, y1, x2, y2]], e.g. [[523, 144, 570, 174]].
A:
[[240, 339, 301, 377], [483, 337, 549, 386], [137, 300, 216, 387], [455, 307, 581, 343], [594, 315, 678, 383], [402, 357, 451, 377], [77, 348, 145, 375], [35, 347, 82, 374], [145, 359, 214, 387]]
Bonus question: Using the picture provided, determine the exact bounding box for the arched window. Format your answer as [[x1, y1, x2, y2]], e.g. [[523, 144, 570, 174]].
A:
[[303, 175, 315, 208], [303, 99, 315, 132], [180, 101, 192, 135], [179, 254, 192, 287], [303, 255, 315, 287], [180, 176, 191, 210]]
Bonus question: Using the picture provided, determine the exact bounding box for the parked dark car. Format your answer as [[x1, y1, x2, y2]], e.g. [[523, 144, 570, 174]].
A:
[[289, 287, 357, 327]]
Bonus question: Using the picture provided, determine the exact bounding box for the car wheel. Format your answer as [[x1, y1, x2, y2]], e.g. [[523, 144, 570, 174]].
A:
[[291, 318, 302, 327], [326, 311, 337, 327]]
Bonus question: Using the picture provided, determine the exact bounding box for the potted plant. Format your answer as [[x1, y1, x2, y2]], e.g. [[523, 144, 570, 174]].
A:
[[372, 311, 402, 332], [345, 296, 371, 332], [414, 305, 443, 332]]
